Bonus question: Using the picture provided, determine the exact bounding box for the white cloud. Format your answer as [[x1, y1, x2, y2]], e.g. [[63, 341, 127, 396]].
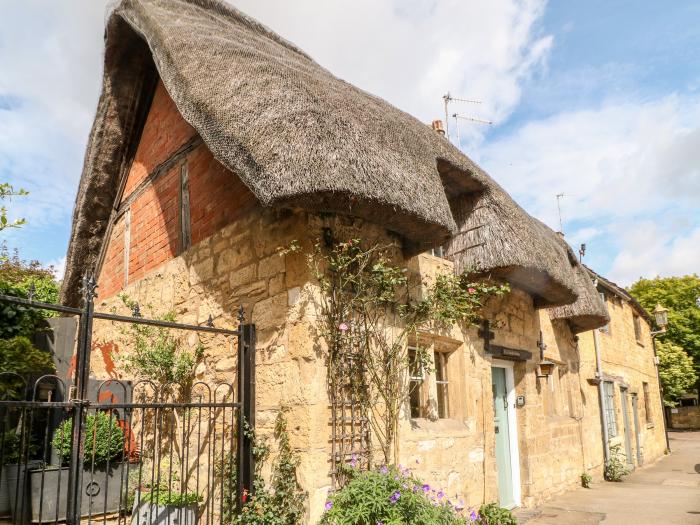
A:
[[228, 0, 552, 146], [608, 222, 700, 285], [46, 256, 67, 282], [478, 93, 700, 285], [0, 0, 551, 264]]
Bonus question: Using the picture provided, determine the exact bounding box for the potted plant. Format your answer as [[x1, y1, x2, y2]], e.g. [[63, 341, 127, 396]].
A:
[[1, 429, 42, 519], [16, 411, 127, 522], [131, 483, 202, 525]]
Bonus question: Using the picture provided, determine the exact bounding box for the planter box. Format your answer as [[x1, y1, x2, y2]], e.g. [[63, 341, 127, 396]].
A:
[[8, 462, 128, 523], [1, 461, 43, 520], [131, 493, 198, 525]]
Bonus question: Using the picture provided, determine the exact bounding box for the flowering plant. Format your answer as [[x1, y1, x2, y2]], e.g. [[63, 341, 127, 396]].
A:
[[320, 464, 479, 525]]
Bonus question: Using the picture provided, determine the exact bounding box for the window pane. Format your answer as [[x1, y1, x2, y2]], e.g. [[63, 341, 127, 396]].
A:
[[434, 351, 449, 419]]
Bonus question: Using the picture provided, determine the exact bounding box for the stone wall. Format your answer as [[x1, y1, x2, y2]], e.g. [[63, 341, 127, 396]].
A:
[[576, 292, 667, 472], [668, 406, 700, 430]]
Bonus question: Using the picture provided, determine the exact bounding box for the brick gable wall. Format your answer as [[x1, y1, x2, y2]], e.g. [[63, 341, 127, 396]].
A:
[[98, 80, 256, 299]]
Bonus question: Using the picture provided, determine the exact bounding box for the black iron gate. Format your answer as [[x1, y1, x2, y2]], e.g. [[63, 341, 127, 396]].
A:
[[0, 275, 255, 525]]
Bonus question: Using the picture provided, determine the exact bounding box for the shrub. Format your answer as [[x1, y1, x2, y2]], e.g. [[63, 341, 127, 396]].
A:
[[52, 411, 124, 467], [477, 503, 517, 525], [140, 485, 202, 507], [320, 465, 475, 525], [228, 413, 306, 525], [581, 472, 592, 488], [0, 248, 59, 339], [0, 336, 55, 399], [604, 444, 630, 482]]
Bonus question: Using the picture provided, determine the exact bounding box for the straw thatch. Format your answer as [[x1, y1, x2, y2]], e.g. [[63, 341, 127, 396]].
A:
[[61, 0, 580, 309], [444, 190, 580, 308], [547, 239, 610, 332]]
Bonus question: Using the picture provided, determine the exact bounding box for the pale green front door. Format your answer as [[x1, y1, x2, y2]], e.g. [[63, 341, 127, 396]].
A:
[[492, 367, 515, 508]]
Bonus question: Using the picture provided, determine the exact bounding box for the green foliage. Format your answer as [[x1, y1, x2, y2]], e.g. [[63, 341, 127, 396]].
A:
[[0, 336, 55, 399], [140, 485, 202, 506], [656, 340, 697, 406], [0, 247, 59, 339], [604, 444, 630, 482], [629, 275, 700, 375], [427, 273, 510, 327], [230, 413, 307, 525], [476, 503, 517, 525], [52, 411, 125, 467], [296, 237, 509, 464], [0, 183, 28, 231], [117, 294, 203, 395], [319, 465, 475, 525], [1, 429, 39, 464], [580, 472, 592, 489]]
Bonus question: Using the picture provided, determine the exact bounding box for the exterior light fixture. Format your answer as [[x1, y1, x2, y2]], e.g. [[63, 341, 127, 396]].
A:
[[535, 331, 556, 379], [536, 359, 556, 379], [653, 304, 668, 331]]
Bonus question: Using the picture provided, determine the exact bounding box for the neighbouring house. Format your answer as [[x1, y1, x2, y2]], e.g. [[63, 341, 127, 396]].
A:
[[60, 0, 667, 521]]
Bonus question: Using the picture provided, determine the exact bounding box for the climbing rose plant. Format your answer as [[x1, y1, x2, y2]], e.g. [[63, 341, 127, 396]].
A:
[[282, 237, 509, 467]]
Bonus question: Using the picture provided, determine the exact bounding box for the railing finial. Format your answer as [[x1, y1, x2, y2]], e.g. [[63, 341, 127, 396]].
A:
[[237, 305, 245, 325]]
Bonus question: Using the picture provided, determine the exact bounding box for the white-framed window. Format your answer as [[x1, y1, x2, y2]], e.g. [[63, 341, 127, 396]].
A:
[[603, 381, 618, 438], [408, 346, 425, 418], [434, 350, 450, 419]]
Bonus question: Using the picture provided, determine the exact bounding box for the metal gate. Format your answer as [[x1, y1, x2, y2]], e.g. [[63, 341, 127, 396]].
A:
[[0, 275, 255, 525]]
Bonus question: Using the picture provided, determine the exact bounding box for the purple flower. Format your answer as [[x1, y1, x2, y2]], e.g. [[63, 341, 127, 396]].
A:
[[350, 454, 358, 468], [437, 490, 444, 499], [379, 465, 388, 475], [469, 510, 479, 522], [422, 484, 430, 493], [389, 490, 401, 504], [324, 501, 333, 511]]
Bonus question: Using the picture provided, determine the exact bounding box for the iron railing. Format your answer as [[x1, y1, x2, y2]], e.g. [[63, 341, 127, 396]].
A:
[[0, 275, 255, 525]]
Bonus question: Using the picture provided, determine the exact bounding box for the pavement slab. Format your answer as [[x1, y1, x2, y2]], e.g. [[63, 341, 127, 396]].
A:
[[516, 431, 700, 525]]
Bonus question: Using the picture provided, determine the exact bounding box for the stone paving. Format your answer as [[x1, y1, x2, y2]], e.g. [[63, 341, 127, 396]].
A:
[[516, 431, 700, 525]]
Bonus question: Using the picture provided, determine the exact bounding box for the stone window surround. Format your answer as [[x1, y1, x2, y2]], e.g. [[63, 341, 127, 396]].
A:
[[407, 337, 461, 421]]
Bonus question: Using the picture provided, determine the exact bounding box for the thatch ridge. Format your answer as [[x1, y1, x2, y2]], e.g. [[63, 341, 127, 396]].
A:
[[61, 0, 581, 309]]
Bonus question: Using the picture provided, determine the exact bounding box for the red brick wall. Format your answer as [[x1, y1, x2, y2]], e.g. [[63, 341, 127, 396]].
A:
[[188, 145, 255, 245], [99, 215, 126, 299], [97, 79, 256, 300], [123, 81, 196, 197], [128, 166, 181, 283]]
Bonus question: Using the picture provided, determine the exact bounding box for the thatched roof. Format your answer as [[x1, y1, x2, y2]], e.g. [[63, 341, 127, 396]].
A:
[[444, 193, 579, 308], [61, 0, 580, 309], [547, 239, 609, 333]]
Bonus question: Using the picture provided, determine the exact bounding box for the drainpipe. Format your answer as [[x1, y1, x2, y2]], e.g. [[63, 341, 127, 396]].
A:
[[651, 336, 671, 453], [592, 279, 611, 466]]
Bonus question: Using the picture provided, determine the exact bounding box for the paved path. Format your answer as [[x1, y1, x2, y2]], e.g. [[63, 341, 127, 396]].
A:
[[517, 431, 700, 525]]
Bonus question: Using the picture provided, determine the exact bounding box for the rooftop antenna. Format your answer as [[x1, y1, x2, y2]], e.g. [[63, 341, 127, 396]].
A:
[[579, 243, 586, 262], [452, 113, 493, 148], [442, 92, 483, 142], [556, 193, 565, 234]]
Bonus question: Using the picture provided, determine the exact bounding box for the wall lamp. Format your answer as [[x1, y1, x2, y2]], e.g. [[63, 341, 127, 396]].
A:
[[651, 304, 668, 337]]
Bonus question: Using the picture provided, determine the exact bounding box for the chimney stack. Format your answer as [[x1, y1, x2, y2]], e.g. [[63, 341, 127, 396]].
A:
[[431, 120, 446, 136]]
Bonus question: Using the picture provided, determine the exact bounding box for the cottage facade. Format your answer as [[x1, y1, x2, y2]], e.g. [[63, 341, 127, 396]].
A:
[[62, 1, 667, 522]]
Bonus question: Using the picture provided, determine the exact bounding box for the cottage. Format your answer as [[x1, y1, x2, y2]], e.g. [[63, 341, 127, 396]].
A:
[[61, 0, 666, 521]]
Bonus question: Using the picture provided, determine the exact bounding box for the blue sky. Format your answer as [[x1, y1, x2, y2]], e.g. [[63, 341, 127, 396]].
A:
[[0, 0, 698, 286]]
